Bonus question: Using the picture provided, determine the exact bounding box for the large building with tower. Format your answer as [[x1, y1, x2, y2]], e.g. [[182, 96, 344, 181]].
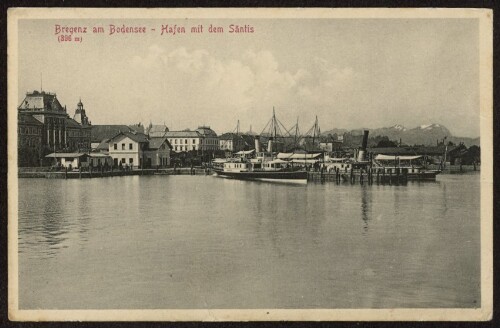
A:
[[17, 90, 92, 166]]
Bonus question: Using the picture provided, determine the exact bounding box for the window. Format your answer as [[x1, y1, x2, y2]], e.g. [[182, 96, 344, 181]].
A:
[[114, 143, 117, 150], [129, 143, 133, 150], [122, 143, 125, 150], [185, 139, 188, 144], [121, 158, 126, 163], [129, 158, 133, 164]]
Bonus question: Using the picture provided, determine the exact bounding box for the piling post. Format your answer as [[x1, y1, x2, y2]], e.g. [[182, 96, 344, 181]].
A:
[[65, 166, 68, 179]]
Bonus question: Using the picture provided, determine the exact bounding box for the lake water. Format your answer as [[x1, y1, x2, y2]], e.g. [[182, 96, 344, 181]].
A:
[[17, 173, 481, 309]]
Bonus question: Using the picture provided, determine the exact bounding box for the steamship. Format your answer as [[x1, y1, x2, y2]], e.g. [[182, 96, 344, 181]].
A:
[[212, 137, 308, 183], [325, 130, 441, 181]]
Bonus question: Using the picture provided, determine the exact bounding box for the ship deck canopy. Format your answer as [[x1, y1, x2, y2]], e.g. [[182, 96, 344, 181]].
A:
[[268, 159, 289, 164], [277, 152, 322, 160], [235, 149, 255, 155], [375, 154, 423, 161], [290, 159, 320, 164], [327, 157, 349, 162]]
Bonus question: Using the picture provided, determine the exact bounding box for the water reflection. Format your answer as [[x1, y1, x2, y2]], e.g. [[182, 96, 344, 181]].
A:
[[360, 186, 371, 235], [18, 174, 481, 309]]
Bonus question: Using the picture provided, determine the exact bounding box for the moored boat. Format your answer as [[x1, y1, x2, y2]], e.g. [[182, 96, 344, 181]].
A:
[[212, 157, 308, 183]]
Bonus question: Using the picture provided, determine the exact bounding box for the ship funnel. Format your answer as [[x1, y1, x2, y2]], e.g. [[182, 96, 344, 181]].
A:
[[357, 130, 369, 162], [254, 136, 261, 153], [267, 138, 273, 153]]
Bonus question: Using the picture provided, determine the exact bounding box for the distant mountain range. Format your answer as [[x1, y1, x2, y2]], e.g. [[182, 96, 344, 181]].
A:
[[322, 124, 480, 147]]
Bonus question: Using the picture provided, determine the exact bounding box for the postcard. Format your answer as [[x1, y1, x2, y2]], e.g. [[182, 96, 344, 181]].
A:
[[8, 7, 493, 321]]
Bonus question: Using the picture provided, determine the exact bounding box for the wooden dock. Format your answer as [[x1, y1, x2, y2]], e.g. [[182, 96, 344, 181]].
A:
[[19, 167, 212, 179]]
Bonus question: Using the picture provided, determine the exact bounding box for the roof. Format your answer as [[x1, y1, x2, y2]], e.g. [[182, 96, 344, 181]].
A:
[[18, 91, 65, 112], [147, 137, 172, 150], [18, 113, 43, 125], [147, 124, 169, 134], [109, 131, 149, 143], [45, 152, 88, 158], [91, 125, 144, 143], [195, 126, 218, 137], [96, 139, 109, 150], [165, 131, 202, 138], [219, 132, 239, 140], [65, 117, 83, 128]]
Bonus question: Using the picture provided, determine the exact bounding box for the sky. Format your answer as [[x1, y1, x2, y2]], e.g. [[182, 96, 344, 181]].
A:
[[17, 18, 480, 137]]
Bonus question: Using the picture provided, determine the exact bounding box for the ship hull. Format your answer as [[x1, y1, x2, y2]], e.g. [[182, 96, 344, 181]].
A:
[[406, 170, 441, 180], [213, 168, 308, 184]]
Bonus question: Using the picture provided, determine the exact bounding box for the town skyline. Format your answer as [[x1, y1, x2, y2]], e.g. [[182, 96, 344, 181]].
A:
[[17, 88, 480, 141], [18, 18, 480, 138]]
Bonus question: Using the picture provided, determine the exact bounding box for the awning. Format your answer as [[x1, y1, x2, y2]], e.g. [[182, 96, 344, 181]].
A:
[[235, 149, 255, 155], [327, 157, 348, 162], [375, 154, 422, 161], [89, 153, 111, 158], [45, 153, 88, 158], [291, 159, 320, 164], [277, 152, 322, 159], [277, 152, 293, 159], [268, 159, 289, 164]]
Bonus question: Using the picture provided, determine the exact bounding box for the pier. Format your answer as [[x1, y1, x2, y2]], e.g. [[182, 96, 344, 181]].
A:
[[18, 167, 212, 179]]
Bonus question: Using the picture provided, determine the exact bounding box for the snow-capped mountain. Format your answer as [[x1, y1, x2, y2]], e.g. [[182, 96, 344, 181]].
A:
[[322, 123, 478, 146]]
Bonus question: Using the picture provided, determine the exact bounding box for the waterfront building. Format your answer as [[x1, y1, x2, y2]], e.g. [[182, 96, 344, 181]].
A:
[[195, 126, 219, 151], [17, 90, 92, 166], [18, 112, 44, 167], [165, 126, 218, 153], [219, 133, 254, 153], [107, 131, 172, 168], [143, 137, 172, 167], [91, 124, 145, 150], [45, 152, 90, 169]]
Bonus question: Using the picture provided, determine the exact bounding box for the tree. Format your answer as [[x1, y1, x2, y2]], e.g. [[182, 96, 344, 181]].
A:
[[375, 138, 398, 148]]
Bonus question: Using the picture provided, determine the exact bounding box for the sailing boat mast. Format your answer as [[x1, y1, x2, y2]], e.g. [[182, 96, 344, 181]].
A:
[[312, 116, 318, 149]]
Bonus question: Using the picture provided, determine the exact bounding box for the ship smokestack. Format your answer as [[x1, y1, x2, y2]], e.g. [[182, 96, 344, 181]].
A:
[[254, 136, 261, 153], [357, 130, 369, 162], [267, 138, 273, 153]]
